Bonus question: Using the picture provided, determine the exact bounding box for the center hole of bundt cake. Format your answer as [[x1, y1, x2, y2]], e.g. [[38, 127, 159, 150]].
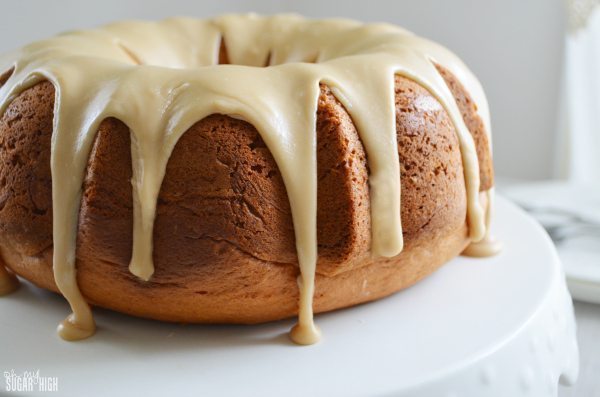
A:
[[218, 49, 274, 67], [116, 38, 318, 69], [0, 68, 14, 88], [117, 43, 142, 66], [217, 39, 318, 67]]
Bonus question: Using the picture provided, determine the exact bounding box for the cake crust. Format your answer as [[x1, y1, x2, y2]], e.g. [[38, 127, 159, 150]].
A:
[[0, 69, 493, 323]]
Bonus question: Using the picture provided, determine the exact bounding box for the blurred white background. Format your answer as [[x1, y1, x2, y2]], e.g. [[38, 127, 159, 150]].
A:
[[0, 0, 566, 181]]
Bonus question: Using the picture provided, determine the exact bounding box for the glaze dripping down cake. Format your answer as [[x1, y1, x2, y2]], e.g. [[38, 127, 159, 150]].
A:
[[0, 14, 500, 345]]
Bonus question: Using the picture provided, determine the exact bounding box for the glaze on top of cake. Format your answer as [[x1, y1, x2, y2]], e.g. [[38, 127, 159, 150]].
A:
[[0, 14, 497, 344]]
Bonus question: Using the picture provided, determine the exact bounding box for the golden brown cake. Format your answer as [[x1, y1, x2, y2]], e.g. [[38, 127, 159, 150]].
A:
[[0, 14, 498, 344]]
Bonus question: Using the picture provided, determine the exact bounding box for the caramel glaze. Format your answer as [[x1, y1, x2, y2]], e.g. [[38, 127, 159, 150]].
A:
[[0, 14, 499, 344]]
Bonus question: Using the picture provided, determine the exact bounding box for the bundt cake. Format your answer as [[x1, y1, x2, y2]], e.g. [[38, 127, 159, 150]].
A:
[[0, 14, 500, 345]]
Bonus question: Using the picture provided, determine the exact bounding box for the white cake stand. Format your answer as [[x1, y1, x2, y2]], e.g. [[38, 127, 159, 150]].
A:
[[0, 196, 578, 396]]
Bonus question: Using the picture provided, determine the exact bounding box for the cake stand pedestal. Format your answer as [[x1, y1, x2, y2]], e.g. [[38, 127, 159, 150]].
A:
[[0, 196, 578, 396]]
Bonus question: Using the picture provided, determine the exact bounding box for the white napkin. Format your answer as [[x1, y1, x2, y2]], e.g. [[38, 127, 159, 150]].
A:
[[500, 180, 600, 303]]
